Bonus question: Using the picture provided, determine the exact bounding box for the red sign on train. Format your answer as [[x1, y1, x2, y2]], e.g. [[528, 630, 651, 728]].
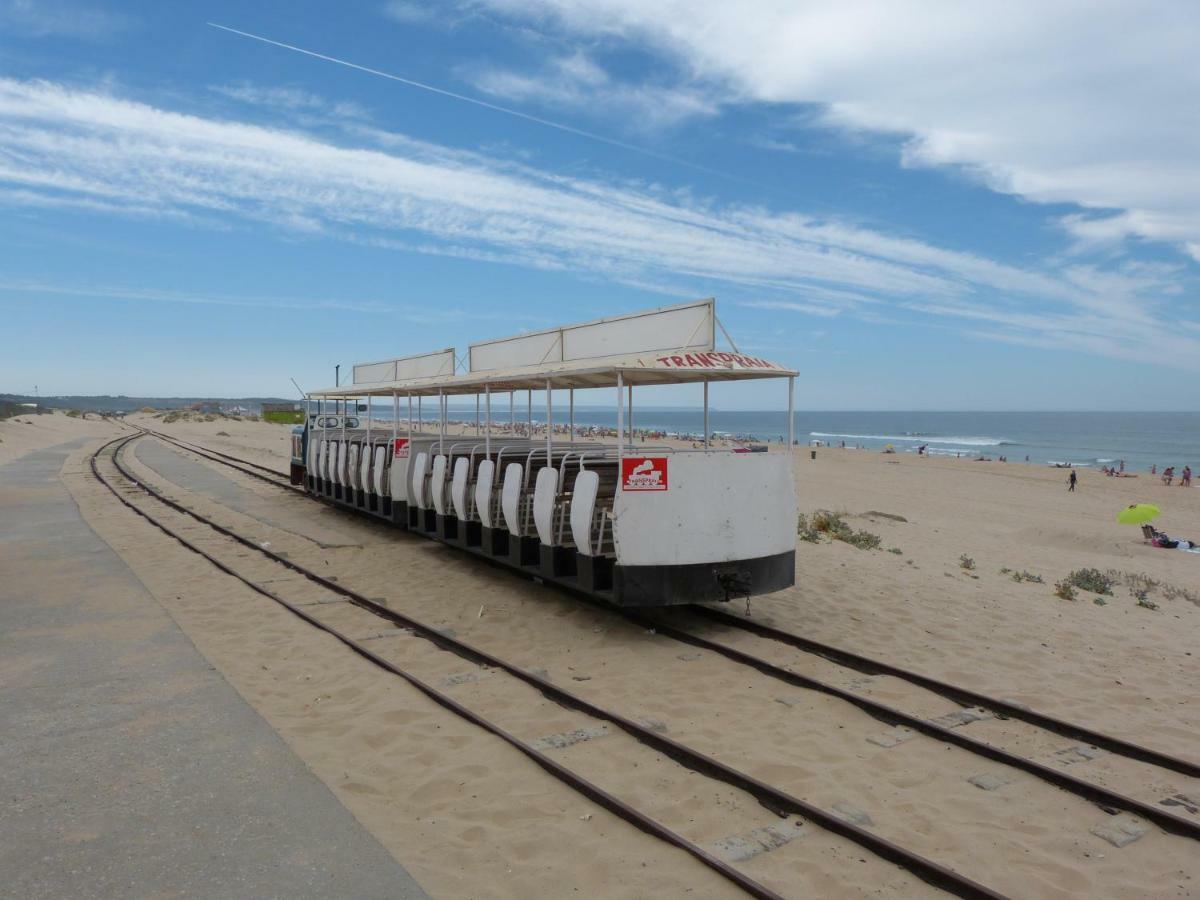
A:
[[393, 438, 410, 458], [621, 456, 668, 492]]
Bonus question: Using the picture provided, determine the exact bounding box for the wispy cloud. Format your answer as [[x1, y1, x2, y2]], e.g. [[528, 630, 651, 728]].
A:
[[471, 51, 719, 129], [0, 77, 1196, 368], [0, 0, 132, 40], [210, 83, 369, 121], [381, 1, 437, 24], [0, 279, 399, 314]]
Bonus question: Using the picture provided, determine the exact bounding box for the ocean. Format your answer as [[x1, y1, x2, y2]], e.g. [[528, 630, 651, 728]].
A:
[[364, 406, 1199, 471]]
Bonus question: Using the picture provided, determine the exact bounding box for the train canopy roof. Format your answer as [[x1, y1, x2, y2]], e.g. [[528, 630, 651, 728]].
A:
[[307, 299, 796, 399], [309, 347, 797, 398]]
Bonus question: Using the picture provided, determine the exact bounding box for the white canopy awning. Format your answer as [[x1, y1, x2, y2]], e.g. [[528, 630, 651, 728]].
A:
[[309, 348, 797, 399]]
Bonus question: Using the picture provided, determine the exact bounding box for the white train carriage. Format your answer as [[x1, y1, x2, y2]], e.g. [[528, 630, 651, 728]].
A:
[[297, 300, 799, 607]]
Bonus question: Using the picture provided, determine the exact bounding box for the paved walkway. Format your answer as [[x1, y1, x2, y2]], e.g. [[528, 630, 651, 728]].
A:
[[133, 437, 364, 548], [0, 440, 428, 899]]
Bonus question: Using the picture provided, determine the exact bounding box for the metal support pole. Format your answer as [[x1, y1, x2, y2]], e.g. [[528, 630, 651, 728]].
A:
[[510, 391, 515, 430], [787, 376, 795, 452], [485, 384, 491, 455], [703, 379, 709, 449], [475, 394, 480, 434], [341, 396, 347, 488], [569, 388, 574, 443], [438, 390, 445, 451], [391, 392, 397, 442], [545, 379, 552, 462], [628, 385, 633, 443], [407, 394, 413, 446], [418, 396, 422, 429], [527, 389, 532, 436], [616, 371, 624, 458]]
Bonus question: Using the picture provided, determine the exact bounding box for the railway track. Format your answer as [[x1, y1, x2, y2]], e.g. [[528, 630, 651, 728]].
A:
[[126, 426, 1200, 842], [95, 432, 1007, 899], [133, 424, 1200, 833]]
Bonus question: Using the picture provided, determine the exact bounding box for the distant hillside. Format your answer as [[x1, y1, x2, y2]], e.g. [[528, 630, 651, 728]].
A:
[[0, 394, 298, 413]]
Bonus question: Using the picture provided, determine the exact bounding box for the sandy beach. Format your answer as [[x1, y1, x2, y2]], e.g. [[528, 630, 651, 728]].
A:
[[7, 409, 1199, 898]]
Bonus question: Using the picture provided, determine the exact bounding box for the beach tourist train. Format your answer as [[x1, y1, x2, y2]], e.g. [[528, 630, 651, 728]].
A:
[[292, 300, 799, 606]]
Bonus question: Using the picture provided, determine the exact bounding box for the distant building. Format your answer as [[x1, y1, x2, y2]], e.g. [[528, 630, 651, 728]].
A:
[[223, 405, 251, 416], [260, 401, 304, 424]]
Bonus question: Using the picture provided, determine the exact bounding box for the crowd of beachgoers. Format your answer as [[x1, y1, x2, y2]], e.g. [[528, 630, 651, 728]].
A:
[[437, 419, 774, 447]]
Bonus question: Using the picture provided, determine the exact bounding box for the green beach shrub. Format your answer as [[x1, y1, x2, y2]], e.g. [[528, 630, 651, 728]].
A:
[[797, 509, 880, 550], [1064, 568, 1114, 595]]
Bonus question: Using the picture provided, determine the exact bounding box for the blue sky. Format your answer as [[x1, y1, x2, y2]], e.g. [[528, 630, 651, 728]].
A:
[[1, 0, 1198, 410]]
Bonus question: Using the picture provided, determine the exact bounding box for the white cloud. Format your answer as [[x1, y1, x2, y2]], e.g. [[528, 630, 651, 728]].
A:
[[210, 83, 369, 121], [469, 0, 1200, 261], [0, 0, 131, 39], [382, 1, 437, 24], [471, 51, 719, 129], [0, 77, 1197, 368]]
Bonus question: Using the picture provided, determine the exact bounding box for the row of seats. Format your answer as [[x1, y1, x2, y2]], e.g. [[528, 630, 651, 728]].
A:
[[309, 431, 396, 518], [408, 441, 671, 592]]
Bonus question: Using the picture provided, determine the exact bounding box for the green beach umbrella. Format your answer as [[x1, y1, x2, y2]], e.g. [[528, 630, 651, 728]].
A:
[[1117, 504, 1160, 525]]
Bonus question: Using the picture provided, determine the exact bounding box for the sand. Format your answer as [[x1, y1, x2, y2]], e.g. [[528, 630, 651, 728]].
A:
[[0, 409, 120, 465], [23, 410, 1200, 897]]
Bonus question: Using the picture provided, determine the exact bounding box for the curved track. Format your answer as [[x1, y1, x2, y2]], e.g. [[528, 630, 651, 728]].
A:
[[129, 424, 1200, 842], [95, 432, 1007, 900]]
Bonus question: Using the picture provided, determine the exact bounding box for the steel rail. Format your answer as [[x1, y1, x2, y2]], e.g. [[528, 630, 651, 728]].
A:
[[89, 435, 781, 900], [129, 427, 1200, 839], [628, 612, 1200, 841], [684, 603, 1200, 780], [135, 426, 296, 484], [100, 434, 1006, 900]]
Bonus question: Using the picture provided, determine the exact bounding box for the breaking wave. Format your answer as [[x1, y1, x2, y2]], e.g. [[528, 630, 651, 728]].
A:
[[809, 432, 1010, 447]]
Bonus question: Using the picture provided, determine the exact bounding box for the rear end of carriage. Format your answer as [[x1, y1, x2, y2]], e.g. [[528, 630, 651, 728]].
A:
[[298, 299, 799, 607]]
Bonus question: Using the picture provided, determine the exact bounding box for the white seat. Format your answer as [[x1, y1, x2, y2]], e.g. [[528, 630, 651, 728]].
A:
[[501, 462, 524, 536], [533, 466, 558, 545], [359, 444, 371, 492], [373, 445, 387, 495], [334, 441, 346, 486], [570, 469, 600, 555], [431, 454, 448, 515], [410, 451, 429, 508], [475, 460, 495, 527], [451, 457, 471, 520], [348, 444, 360, 490]]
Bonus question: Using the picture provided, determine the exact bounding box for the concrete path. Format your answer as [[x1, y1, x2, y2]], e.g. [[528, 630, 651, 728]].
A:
[[0, 440, 428, 899], [132, 437, 366, 548]]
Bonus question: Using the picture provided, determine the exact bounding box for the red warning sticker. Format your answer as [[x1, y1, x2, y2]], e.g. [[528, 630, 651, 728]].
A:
[[621, 456, 668, 492], [393, 438, 410, 458]]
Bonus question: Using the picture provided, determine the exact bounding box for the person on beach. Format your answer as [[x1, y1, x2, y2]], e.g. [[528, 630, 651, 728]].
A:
[[1182, 466, 1193, 487], [1068, 469, 1077, 492]]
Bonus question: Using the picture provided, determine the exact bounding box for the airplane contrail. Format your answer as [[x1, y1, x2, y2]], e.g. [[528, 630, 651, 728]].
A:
[[206, 22, 749, 184]]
